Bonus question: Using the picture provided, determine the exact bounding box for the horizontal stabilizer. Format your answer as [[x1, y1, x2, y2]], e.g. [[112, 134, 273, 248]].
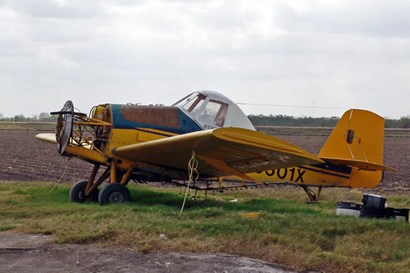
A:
[[323, 158, 396, 172]]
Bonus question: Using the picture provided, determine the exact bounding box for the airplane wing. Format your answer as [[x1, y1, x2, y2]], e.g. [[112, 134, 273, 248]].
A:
[[113, 127, 323, 180]]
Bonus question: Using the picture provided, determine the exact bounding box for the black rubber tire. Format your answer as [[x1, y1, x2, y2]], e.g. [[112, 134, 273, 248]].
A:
[[98, 183, 131, 205], [69, 180, 99, 203]]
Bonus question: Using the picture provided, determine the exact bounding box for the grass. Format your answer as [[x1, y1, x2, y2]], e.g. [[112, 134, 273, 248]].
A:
[[1, 181, 410, 272]]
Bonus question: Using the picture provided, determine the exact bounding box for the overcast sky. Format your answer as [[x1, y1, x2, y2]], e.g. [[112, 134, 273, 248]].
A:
[[1, 0, 409, 119]]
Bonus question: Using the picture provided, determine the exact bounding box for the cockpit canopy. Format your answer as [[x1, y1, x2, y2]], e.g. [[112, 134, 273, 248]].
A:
[[173, 90, 255, 131]]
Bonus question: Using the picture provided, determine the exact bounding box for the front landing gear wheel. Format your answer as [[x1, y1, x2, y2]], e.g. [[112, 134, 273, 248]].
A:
[[69, 180, 99, 203], [98, 183, 131, 205]]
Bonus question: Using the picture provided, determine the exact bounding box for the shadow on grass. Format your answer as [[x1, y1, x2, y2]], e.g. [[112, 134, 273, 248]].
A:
[[129, 187, 322, 215], [130, 188, 226, 210], [34, 183, 322, 216]]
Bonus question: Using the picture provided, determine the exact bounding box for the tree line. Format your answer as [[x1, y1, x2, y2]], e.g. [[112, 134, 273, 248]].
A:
[[0, 112, 57, 122], [1, 112, 409, 128], [248, 114, 410, 128]]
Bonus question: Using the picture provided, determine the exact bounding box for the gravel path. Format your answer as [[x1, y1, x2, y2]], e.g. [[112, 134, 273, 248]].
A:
[[0, 233, 303, 273]]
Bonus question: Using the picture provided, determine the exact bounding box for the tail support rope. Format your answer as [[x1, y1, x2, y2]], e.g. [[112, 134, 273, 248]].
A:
[[180, 151, 199, 213], [50, 157, 71, 192]]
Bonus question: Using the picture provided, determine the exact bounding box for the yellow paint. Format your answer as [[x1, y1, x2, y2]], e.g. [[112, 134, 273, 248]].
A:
[[105, 128, 167, 158], [64, 145, 107, 165], [247, 167, 350, 187], [349, 168, 383, 188], [137, 128, 177, 138], [319, 109, 394, 171], [243, 109, 393, 189], [196, 154, 258, 183], [240, 212, 260, 219], [245, 165, 384, 189], [91, 104, 111, 122]]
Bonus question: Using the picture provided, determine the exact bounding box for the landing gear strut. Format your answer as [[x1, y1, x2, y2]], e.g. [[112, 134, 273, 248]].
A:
[[301, 185, 323, 202], [68, 162, 134, 205]]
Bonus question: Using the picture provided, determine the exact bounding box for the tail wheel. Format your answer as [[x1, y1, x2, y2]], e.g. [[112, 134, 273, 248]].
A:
[[69, 180, 99, 203], [98, 183, 131, 205]]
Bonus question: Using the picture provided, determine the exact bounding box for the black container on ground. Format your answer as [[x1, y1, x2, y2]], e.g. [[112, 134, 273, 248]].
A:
[[359, 206, 386, 219], [362, 194, 386, 210], [336, 202, 361, 217], [386, 208, 409, 222]]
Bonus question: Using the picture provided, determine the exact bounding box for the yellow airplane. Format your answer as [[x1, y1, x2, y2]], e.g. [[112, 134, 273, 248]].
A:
[[36, 91, 395, 204]]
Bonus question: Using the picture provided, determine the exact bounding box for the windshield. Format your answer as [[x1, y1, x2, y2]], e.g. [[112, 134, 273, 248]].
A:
[[173, 91, 255, 131]]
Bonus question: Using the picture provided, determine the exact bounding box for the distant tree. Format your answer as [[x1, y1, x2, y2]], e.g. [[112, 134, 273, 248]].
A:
[[385, 116, 410, 128], [248, 114, 339, 127], [37, 112, 52, 121], [12, 114, 26, 121], [400, 116, 410, 128], [0, 113, 57, 122]]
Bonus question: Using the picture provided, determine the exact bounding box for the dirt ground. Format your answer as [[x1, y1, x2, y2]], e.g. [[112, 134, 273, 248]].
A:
[[0, 129, 408, 273], [0, 233, 301, 273]]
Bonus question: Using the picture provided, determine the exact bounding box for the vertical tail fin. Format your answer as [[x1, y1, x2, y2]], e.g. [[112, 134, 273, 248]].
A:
[[319, 109, 395, 188]]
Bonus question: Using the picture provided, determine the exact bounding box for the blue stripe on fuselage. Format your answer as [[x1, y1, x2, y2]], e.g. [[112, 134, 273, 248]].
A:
[[110, 104, 203, 134]]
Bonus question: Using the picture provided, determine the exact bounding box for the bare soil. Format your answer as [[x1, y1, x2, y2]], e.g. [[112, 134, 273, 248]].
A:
[[0, 233, 298, 273]]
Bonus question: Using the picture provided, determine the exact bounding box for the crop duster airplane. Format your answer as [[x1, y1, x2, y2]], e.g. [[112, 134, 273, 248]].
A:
[[36, 91, 395, 205]]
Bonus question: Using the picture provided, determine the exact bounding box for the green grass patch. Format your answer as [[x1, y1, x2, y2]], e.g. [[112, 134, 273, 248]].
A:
[[0, 181, 409, 272]]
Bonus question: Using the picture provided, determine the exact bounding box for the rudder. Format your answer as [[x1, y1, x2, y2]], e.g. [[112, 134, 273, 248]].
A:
[[319, 109, 394, 188]]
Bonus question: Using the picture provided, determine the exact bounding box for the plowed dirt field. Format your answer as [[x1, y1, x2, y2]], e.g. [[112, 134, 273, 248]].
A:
[[0, 128, 409, 192]]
